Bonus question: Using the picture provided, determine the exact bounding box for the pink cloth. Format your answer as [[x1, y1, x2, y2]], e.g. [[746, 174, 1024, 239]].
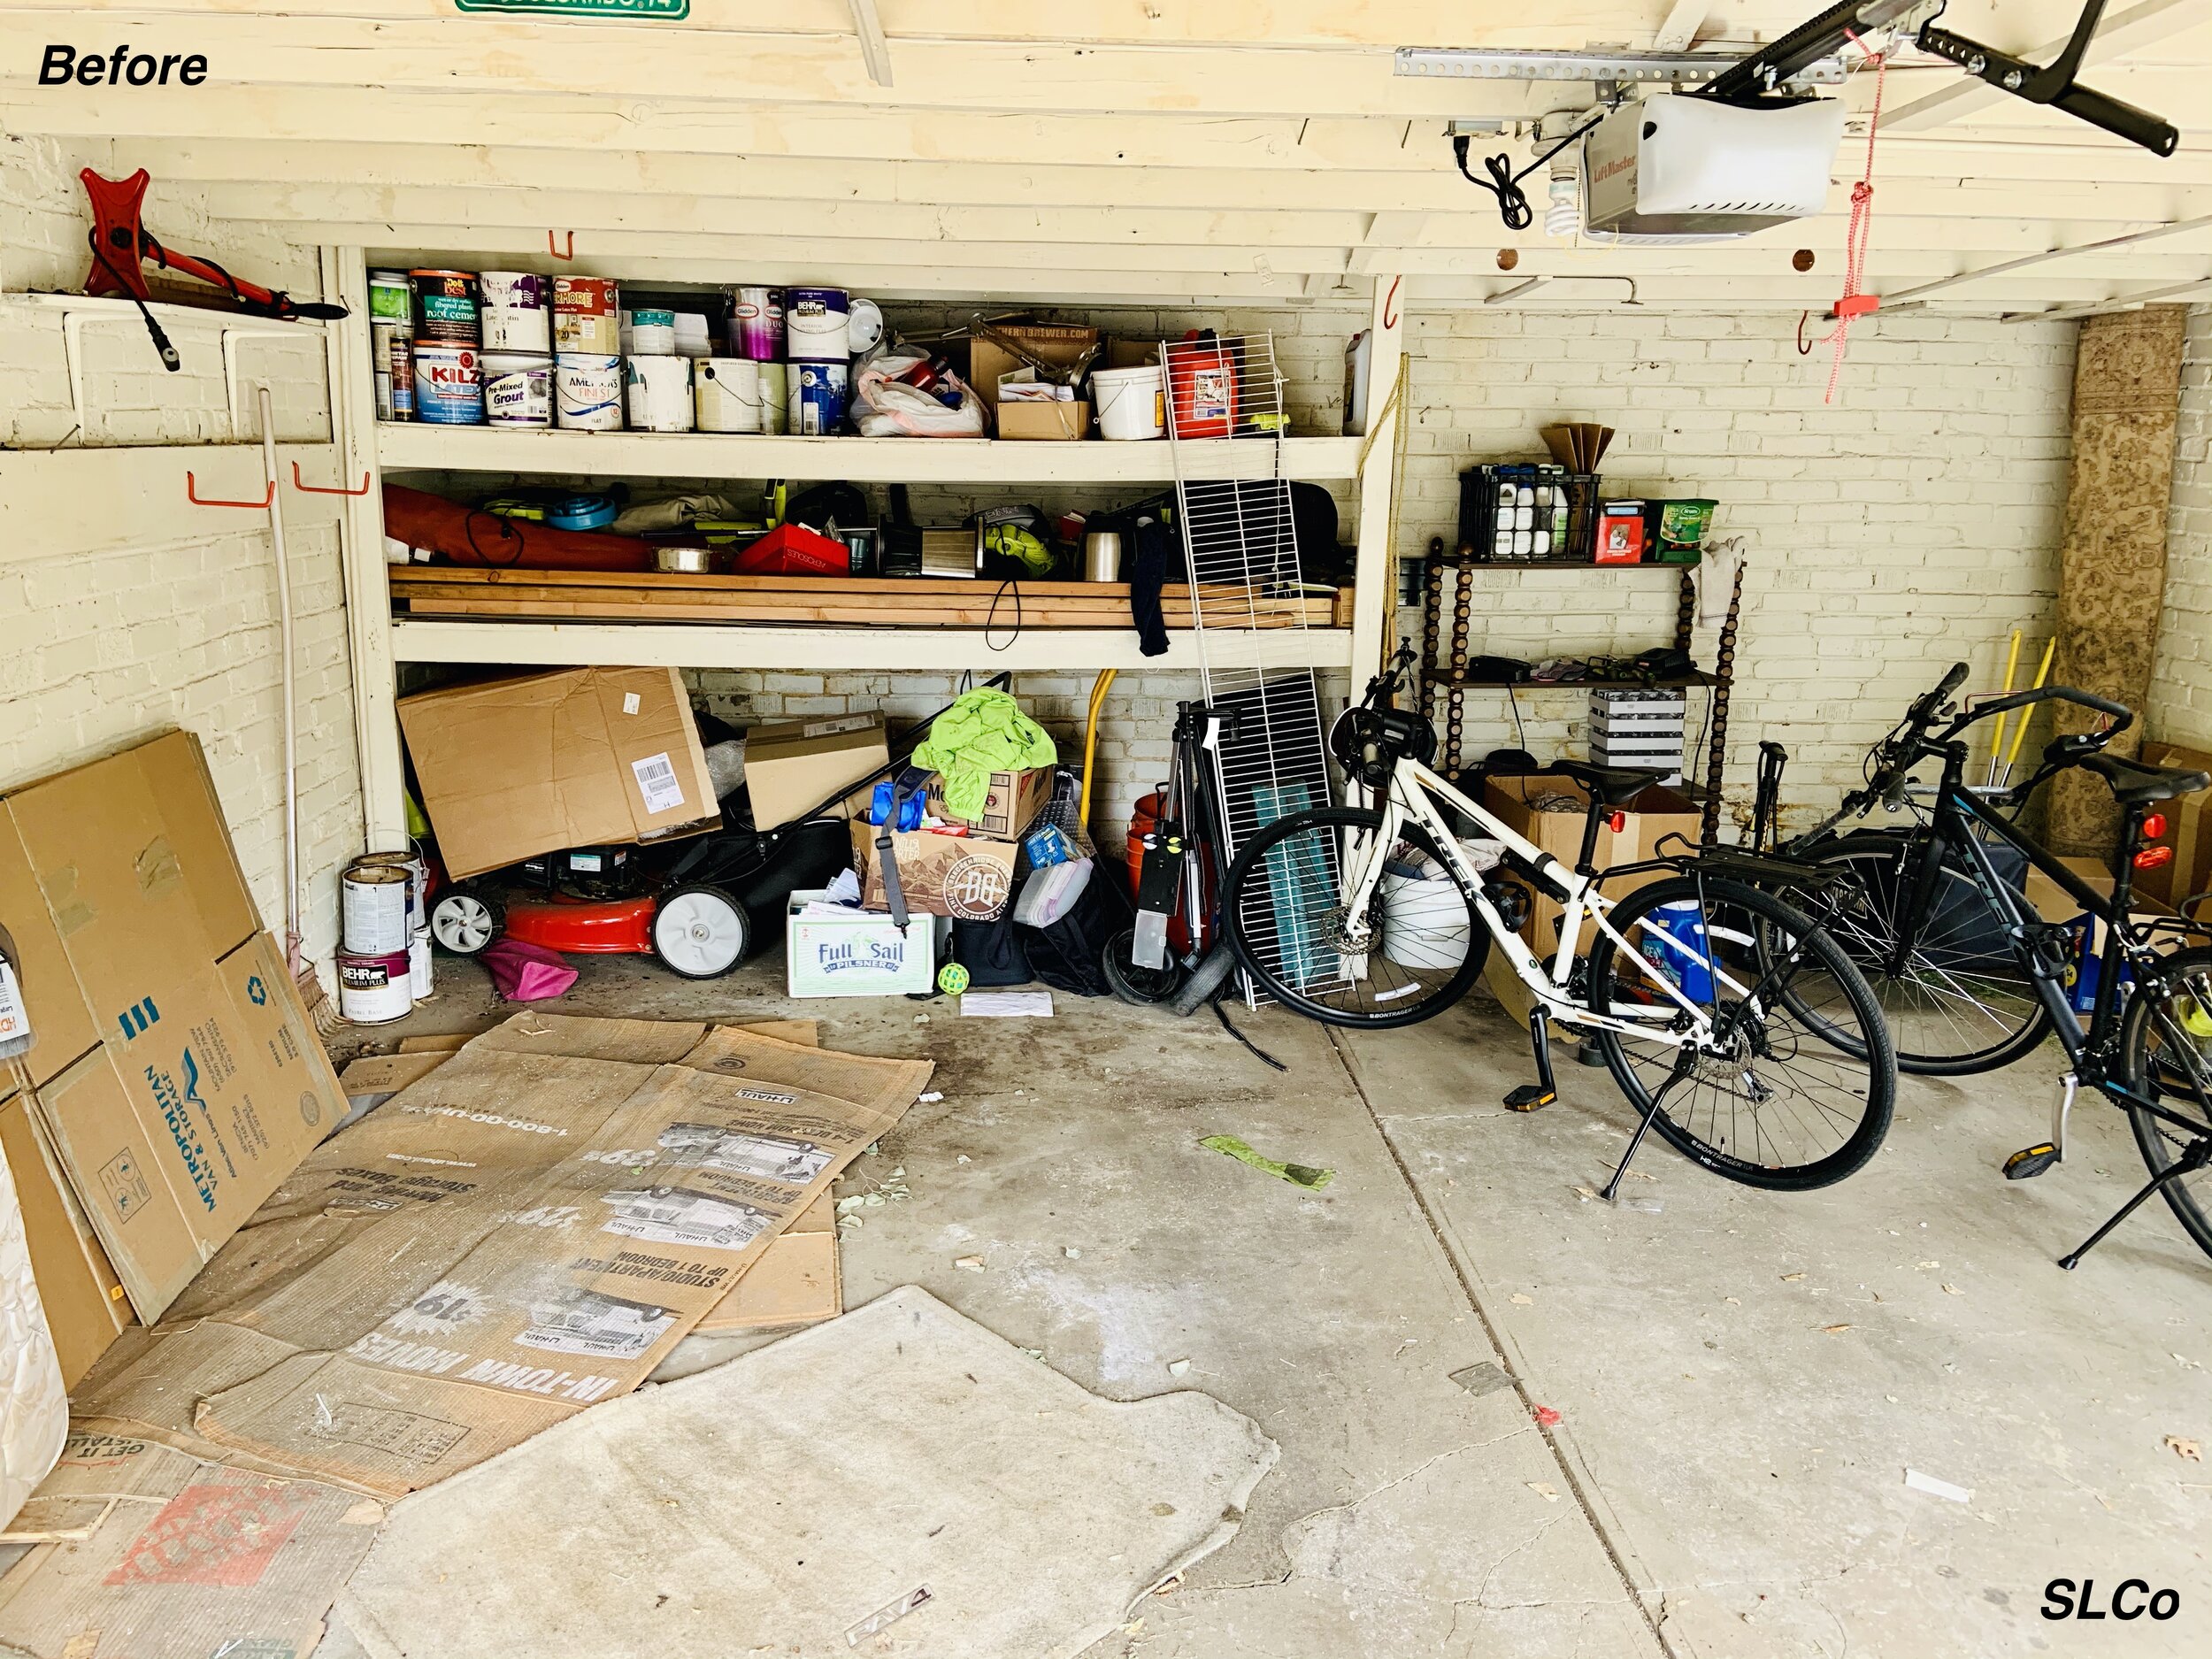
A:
[[481, 938, 578, 1002]]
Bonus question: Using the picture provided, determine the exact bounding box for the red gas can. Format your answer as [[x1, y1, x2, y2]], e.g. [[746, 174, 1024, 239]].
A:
[[1166, 330, 1237, 439]]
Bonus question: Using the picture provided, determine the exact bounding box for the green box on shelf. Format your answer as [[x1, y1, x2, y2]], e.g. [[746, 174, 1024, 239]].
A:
[[1647, 498, 1716, 564]]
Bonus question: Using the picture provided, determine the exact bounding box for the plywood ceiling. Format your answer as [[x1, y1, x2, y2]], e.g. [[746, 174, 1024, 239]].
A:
[[2, 1, 2206, 312]]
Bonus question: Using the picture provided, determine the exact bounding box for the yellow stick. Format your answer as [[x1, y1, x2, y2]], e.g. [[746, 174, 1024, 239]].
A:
[[2004, 637, 2059, 772], [1079, 668, 1117, 826], [1986, 629, 2023, 786]]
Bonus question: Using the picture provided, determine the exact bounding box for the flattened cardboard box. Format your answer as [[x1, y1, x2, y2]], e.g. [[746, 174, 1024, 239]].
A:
[[72, 1015, 925, 1497], [0, 1093, 130, 1388], [398, 666, 719, 879]]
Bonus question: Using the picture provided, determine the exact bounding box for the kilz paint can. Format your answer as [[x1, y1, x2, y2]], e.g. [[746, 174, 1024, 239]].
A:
[[412, 343, 484, 425], [342, 863, 413, 955], [625, 307, 677, 357], [479, 271, 551, 353], [336, 949, 413, 1025], [626, 354, 695, 432], [728, 286, 782, 359], [787, 359, 849, 436], [409, 269, 480, 347], [694, 357, 762, 433], [553, 275, 621, 355], [388, 334, 415, 419], [410, 927, 434, 1000], [482, 352, 554, 427], [757, 362, 788, 434], [555, 353, 625, 430], [783, 287, 850, 361]]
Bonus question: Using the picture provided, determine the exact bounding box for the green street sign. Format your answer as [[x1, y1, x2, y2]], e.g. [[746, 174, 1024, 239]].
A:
[[455, 0, 690, 18]]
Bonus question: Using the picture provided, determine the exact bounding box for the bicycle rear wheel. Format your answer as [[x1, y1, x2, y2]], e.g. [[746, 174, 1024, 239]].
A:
[[1221, 805, 1490, 1028], [1780, 832, 2050, 1076], [1586, 874, 1896, 1191], [2118, 945, 2212, 1263]]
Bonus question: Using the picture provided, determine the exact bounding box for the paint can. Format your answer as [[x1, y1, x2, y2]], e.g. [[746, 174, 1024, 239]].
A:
[[847, 296, 885, 354], [409, 269, 480, 347], [552, 275, 621, 355], [478, 271, 551, 353], [369, 269, 413, 330], [555, 353, 625, 430], [342, 864, 413, 955], [411, 343, 484, 425], [757, 363, 788, 434], [388, 334, 416, 419], [409, 927, 434, 1000], [481, 352, 554, 427], [728, 286, 782, 359], [787, 359, 849, 436], [783, 288, 850, 361], [624, 307, 677, 357], [626, 355, 695, 433], [350, 849, 427, 928], [694, 357, 762, 433], [336, 950, 413, 1025]]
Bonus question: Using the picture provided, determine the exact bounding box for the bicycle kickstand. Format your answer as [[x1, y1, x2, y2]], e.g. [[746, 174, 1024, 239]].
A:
[[1504, 1011, 1559, 1112], [1601, 1054, 1694, 1202], [2057, 1136, 2212, 1271]]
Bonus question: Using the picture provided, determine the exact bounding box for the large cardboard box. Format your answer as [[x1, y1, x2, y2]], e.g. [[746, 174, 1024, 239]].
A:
[[744, 714, 889, 831], [0, 1089, 130, 1387], [2133, 741, 2212, 908], [969, 323, 1097, 441], [398, 667, 719, 879], [1479, 776, 1702, 1022], [849, 821, 1020, 921], [925, 765, 1053, 839], [0, 731, 343, 1321]]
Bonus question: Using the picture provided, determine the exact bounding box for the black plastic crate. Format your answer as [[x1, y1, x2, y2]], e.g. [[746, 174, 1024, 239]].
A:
[[1455, 465, 1597, 563]]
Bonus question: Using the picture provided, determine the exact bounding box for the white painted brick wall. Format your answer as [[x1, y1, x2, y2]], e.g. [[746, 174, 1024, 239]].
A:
[[2149, 303, 2212, 751], [0, 137, 362, 967]]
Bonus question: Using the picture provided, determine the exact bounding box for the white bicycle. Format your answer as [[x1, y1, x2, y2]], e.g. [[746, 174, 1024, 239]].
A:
[[1221, 648, 1897, 1194]]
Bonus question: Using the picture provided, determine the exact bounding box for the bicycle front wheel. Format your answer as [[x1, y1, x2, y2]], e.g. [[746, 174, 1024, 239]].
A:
[[1221, 805, 1490, 1028], [1587, 874, 1896, 1191], [1780, 833, 2051, 1076], [2118, 946, 2212, 1263]]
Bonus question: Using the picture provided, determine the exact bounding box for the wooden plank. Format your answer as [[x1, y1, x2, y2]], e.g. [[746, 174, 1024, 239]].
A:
[[387, 568, 1271, 601], [397, 594, 1332, 627]]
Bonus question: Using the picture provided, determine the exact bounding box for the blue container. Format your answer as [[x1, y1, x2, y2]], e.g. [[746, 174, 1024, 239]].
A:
[[548, 492, 618, 531], [788, 360, 850, 436], [1640, 898, 1714, 1004]]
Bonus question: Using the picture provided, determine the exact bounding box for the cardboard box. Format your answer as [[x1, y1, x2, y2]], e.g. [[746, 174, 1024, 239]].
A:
[[849, 821, 1019, 921], [1479, 775, 1701, 1022], [0, 1090, 130, 1387], [398, 666, 718, 879], [744, 714, 889, 831], [2134, 741, 2212, 908], [785, 888, 939, 997], [969, 323, 1097, 440], [925, 765, 1053, 839]]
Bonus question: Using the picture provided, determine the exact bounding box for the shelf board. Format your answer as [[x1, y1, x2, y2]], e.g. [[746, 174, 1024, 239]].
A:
[[390, 618, 1355, 673], [1432, 557, 1700, 571], [376, 424, 1362, 484], [1428, 671, 1720, 690]]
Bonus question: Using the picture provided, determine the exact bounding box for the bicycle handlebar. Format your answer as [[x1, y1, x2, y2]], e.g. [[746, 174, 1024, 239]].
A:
[[1950, 682, 2134, 731]]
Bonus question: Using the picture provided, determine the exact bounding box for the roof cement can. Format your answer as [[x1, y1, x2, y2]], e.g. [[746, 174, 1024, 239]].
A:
[[409, 269, 480, 347]]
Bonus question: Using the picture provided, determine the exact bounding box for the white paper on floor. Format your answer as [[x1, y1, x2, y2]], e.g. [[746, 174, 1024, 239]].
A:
[[338, 1285, 1278, 1659]]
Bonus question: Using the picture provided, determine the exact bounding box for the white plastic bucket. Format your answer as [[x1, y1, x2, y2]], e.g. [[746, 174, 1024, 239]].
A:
[[1379, 872, 1471, 972], [695, 357, 762, 432], [1094, 363, 1165, 440], [480, 272, 551, 353], [626, 355, 695, 432], [342, 864, 412, 955], [555, 353, 624, 430], [482, 352, 553, 427]]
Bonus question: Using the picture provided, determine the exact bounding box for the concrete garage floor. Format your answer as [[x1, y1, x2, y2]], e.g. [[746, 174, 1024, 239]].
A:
[[320, 956, 2212, 1659]]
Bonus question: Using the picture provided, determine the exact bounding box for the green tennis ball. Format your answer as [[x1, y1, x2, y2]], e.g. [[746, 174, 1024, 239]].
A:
[[937, 963, 972, 995]]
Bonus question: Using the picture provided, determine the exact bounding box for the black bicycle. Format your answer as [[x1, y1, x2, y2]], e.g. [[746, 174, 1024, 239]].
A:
[[1758, 664, 2212, 1268]]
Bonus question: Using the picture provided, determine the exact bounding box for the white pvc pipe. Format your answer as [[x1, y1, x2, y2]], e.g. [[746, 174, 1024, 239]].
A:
[[257, 384, 303, 976]]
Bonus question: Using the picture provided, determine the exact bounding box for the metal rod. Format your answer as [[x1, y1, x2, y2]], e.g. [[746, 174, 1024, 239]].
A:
[[1864, 214, 2212, 311], [258, 384, 302, 977]]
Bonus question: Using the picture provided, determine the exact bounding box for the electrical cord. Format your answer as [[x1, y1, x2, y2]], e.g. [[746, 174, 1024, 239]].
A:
[[1451, 114, 1607, 231]]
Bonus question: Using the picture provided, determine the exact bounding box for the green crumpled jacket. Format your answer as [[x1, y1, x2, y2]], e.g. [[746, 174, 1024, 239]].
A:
[[912, 689, 1058, 820]]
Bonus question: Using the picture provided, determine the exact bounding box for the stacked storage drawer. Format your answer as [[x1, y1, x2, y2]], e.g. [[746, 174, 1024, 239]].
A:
[[1590, 687, 1686, 785]]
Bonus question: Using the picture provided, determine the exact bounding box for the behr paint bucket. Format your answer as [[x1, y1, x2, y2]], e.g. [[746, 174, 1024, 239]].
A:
[[694, 357, 762, 433], [482, 352, 554, 427], [336, 949, 413, 1025], [409, 270, 480, 347], [729, 286, 782, 359], [552, 275, 620, 355], [626, 355, 695, 432], [783, 287, 850, 361], [555, 354, 624, 430], [410, 927, 434, 1000], [787, 360, 849, 435], [412, 343, 484, 425], [624, 307, 678, 356], [341, 864, 412, 955], [757, 363, 789, 434], [479, 271, 551, 353]]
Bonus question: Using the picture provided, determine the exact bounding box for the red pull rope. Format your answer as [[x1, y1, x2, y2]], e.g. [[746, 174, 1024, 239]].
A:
[[1820, 35, 1887, 403]]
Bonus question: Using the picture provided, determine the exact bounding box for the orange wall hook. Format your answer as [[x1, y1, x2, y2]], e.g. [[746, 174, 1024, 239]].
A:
[[186, 470, 275, 509], [291, 459, 371, 496]]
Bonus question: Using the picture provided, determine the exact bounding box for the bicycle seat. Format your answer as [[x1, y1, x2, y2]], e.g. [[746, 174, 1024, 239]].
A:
[[2078, 752, 2211, 806], [1551, 759, 1664, 807]]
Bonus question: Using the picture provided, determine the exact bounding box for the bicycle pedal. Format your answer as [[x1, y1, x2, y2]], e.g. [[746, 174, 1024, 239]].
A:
[[1504, 1084, 1556, 1112], [2003, 1142, 2061, 1181]]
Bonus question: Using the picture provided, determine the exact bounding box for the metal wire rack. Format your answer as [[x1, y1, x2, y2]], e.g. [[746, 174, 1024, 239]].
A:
[[1161, 332, 1347, 1005]]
